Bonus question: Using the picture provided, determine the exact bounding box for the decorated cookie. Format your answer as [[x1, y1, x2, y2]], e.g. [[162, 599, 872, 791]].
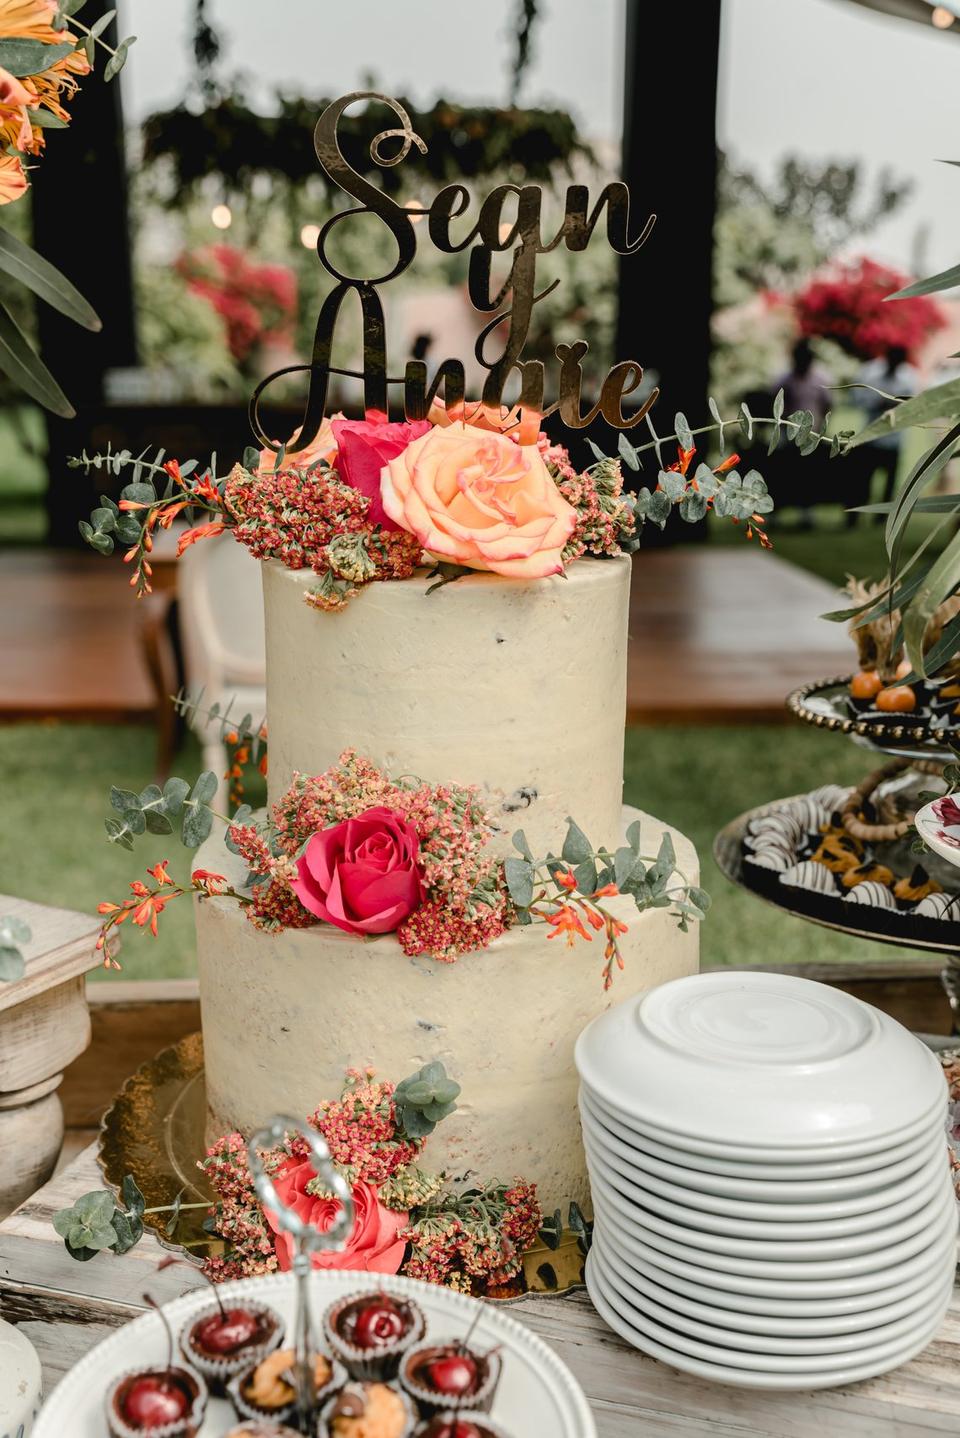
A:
[[843, 881, 898, 909], [779, 861, 838, 895]]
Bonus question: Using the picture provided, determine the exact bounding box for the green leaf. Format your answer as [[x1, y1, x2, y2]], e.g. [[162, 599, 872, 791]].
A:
[[103, 33, 136, 81], [561, 816, 593, 865], [625, 819, 642, 853], [88, 8, 116, 39], [512, 829, 533, 862], [503, 857, 534, 909], [189, 771, 219, 807], [0, 915, 30, 945], [162, 777, 190, 815], [0, 38, 75, 76], [849, 375, 960, 448], [120, 481, 156, 506], [679, 491, 708, 523], [772, 387, 784, 423], [104, 817, 134, 850], [109, 1210, 143, 1255], [887, 262, 960, 300], [109, 787, 140, 813], [0, 946, 25, 982], [0, 225, 100, 332], [688, 885, 712, 914], [88, 531, 114, 556], [76, 1190, 116, 1226], [614, 845, 642, 889], [617, 432, 639, 470], [25, 106, 67, 129], [903, 530, 960, 674], [657, 469, 686, 501], [574, 858, 598, 895], [181, 803, 214, 849], [0, 300, 74, 417], [121, 1174, 145, 1217], [674, 412, 693, 451], [738, 401, 754, 443], [144, 811, 173, 835], [64, 1239, 99, 1262]]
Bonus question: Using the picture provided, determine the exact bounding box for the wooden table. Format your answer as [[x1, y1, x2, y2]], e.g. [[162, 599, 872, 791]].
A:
[[2, 1145, 959, 1437]]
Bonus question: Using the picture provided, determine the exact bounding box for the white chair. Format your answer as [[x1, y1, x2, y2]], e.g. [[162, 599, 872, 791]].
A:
[[177, 532, 266, 812]]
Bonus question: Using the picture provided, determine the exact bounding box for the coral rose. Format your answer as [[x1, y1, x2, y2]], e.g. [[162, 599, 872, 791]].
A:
[[265, 1160, 408, 1274], [290, 805, 424, 936], [381, 423, 577, 579], [333, 413, 431, 530]]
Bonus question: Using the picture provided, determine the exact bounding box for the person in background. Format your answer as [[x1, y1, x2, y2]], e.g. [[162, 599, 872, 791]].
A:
[[773, 338, 832, 528], [856, 345, 920, 519]]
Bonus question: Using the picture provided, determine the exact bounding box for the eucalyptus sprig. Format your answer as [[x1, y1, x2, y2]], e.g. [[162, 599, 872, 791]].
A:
[[0, 915, 30, 984], [505, 818, 709, 989], [53, 1174, 207, 1262], [53, 3, 136, 81], [394, 1062, 461, 1139], [105, 771, 223, 851]]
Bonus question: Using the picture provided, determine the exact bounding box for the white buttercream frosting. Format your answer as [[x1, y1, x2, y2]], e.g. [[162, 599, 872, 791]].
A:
[[194, 804, 699, 1211], [261, 556, 631, 858]]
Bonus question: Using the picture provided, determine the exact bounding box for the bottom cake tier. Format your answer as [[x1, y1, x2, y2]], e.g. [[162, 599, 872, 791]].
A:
[[193, 804, 699, 1210]]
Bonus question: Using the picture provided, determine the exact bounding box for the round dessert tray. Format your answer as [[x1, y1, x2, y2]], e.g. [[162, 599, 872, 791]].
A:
[[97, 1033, 587, 1297], [787, 677, 954, 760], [32, 1268, 596, 1438], [713, 795, 960, 956]]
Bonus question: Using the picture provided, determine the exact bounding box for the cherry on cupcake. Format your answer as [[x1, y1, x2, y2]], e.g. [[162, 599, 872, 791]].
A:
[[426, 1352, 479, 1397], [119, 1372, 189, 1428], [351, 1294, 408, 1349]]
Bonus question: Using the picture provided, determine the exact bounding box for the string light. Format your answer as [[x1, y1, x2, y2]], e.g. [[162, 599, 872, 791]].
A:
[[211, 203, 232, 229], [931, 5, 956, 26], [300, 223, 321, 248]]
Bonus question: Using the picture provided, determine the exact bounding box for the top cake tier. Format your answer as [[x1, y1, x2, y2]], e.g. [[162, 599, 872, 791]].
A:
[[262, 555, 631, 857]]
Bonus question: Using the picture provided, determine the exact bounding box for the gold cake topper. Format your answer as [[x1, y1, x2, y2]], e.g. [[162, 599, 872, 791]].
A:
[[250, 91, 657, 453]]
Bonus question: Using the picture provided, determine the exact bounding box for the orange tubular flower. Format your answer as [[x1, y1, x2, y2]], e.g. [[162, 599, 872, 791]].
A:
[[146, 860, 174, 887], [715, 452, 741, 473], [546, 904, 592, 945], [555, 868, 577, 891], [131, 893, 168, 937], [177, 521, 226, 556], [96, 900, 122, 915], [592, 883, 619, 899], [192, 869, 228, 895]]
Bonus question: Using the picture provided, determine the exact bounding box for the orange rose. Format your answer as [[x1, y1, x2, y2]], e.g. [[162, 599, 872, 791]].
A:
[[381, 424, 576, 580]]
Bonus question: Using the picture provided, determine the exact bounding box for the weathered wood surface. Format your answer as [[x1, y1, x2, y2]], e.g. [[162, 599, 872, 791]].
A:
[[3, 1145, 960, 1436]]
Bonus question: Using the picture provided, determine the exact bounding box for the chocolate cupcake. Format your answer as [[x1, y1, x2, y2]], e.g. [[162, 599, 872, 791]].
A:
[[324, 1291, 426, 1381], [180, 1298, 283, 1391], [399, 1343, 502, 1419], [414, 1417, 512, 1438], [106, 1365, 207, 1438], [228, 1348, 344, 1426], [319, 1381, 416, 1438]]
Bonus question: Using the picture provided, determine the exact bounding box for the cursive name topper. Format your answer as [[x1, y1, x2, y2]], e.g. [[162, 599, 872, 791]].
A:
[[250, 91, 658, 454]]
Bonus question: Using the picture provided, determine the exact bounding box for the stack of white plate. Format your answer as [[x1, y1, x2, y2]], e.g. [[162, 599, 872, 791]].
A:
[[576, 971, 957, 1390]]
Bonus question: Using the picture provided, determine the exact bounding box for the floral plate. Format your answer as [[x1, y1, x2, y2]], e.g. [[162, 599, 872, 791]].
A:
[[32, 1269, 596, 1438], [916, 797, 960, 873]]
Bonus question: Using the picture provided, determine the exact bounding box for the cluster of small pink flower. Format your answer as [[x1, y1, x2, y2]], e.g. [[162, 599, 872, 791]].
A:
[[541, 445, 637, 561], [200, 1131, 280, 1282], [309, 1069, 425, 1187], [397, 897, 507, 963], [225, 464, 422, 583], [400, 1180, 543, 1294]]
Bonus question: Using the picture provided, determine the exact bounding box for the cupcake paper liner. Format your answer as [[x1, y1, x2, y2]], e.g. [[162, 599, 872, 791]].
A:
[[105, 1365, 208, 1438], [179, 1299, 284, 1391], [324, 1291, 426, 1381], [399, 1344, 502, 1419], [414, 1414, 513, 1438]]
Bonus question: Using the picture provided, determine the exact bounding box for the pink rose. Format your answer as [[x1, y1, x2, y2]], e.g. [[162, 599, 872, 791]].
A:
[[381, 423, 577, 580], [934, 796, 960, 829], [332, 412, 431, 530], [290, 805, 424, 936], [265, 1160, 408, 1274]]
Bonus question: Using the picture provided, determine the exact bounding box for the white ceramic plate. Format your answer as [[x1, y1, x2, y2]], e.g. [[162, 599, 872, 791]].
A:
[[32, 1269, 596, 1438], [592, 1186, 958, 1285], [586, 1246, 949, 1390], [915, 798, 960, 871], [581, 1107, 946, 1221], [592, 1207, 958, 1308], [583, 1131, 949, 1240], [579, 1088, 947, 1199], [575, 973, 945, 1151], [590, 1162, 952, 1263], [597, 1230, 957, 1333], [591, 1231, 952, 1356]]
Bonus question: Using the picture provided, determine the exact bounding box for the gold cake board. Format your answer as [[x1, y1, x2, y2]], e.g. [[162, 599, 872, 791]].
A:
[[97, 1034, 586, 1299]]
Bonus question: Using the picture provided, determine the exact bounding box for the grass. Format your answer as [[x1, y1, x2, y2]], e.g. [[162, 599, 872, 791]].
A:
[[0, 720, 911, 984]]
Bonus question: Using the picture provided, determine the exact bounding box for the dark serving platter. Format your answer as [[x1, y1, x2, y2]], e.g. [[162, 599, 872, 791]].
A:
[[786, 676, 956, 760]]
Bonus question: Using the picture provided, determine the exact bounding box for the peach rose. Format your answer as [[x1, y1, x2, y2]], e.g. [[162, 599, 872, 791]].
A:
[[260, 412, 343, 472], [381, 424, 576, 580]]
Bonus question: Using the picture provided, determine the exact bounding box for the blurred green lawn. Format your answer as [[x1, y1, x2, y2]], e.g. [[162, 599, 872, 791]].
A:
[[0, 720, 909, 982]]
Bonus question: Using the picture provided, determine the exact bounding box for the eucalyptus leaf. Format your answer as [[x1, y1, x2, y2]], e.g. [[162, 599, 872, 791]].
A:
[[181, 804, 214, 849], [561, 816, 593, 865], [617, 432, 639, 470], [0, 915, 30, 944], [512, 829, 533, 862], [503, 857, 534, 909], [121, 1174, 146, 1216], [162, 777, 190, 815], [574, 858, 598, 895], [674, 411, 694, 450], [0, 947, 25, 982], [109, 787, 140, 813], [103, 33, 136, 80], [0, 38, 75, 75]]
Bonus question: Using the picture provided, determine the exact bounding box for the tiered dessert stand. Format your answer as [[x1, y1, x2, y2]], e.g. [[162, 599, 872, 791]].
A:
[[714, 677, 960, 1029]]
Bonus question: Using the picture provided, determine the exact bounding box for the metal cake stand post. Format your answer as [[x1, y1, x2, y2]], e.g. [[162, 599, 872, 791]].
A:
[[247, 1116, 355, 1433]]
